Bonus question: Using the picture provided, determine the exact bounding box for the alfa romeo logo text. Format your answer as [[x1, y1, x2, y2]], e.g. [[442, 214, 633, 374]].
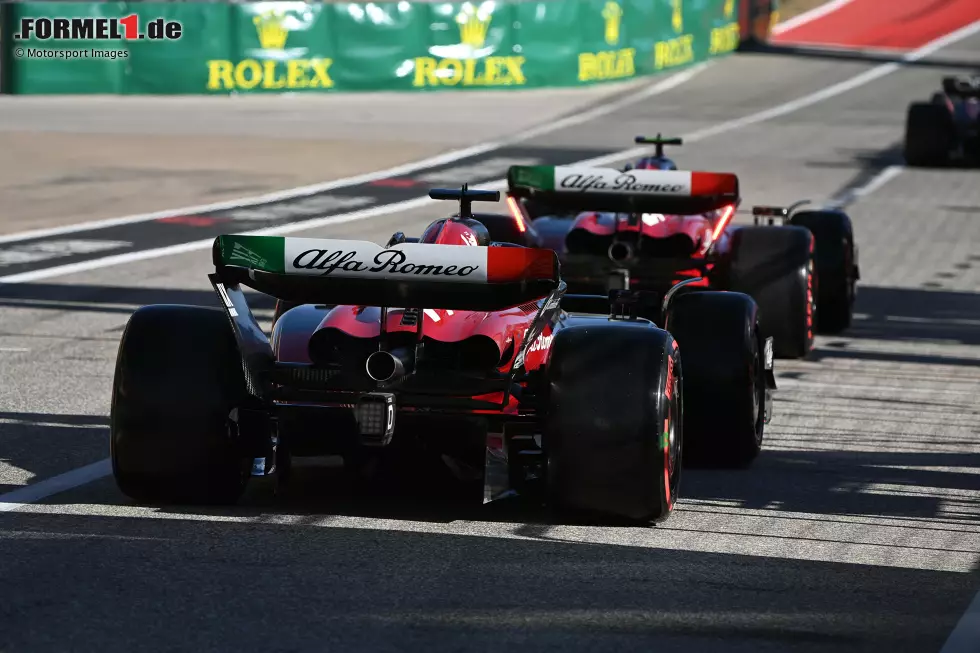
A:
[[292, 249, 480, 278]]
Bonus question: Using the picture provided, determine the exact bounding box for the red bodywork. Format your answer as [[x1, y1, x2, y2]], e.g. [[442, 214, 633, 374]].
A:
[[559, 203, 737, 289], [272, 218, 560, 416]]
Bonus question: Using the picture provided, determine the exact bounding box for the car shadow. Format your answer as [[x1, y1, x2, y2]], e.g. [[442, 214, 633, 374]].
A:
[[838, 284, 980, 348], [1, 507, 975, 653], [0, 280, 977, 529]]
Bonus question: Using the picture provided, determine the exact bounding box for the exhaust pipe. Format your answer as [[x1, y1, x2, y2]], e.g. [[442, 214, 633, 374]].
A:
[[608, 240, 635, 264], [365, 347, 414, 382]]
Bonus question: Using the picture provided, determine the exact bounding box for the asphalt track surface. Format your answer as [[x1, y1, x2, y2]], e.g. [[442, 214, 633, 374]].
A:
[[0, 80, 650, 233], [2, 31, 980, 653]]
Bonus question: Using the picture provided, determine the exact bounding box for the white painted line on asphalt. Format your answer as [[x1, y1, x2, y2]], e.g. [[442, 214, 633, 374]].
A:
[[0, 196, 437, 283], [7, 20, 980, 286], [771, 0, 856, 36], [857, 164, 905, 196], [0, 459, 110, 513], [826, 164, 905, 208], [2, 20, 979, 511], [940, 589, 980, 653], [0, 64, 708, 246]]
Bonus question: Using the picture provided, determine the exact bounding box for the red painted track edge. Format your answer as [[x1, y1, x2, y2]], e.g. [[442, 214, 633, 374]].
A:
[[771, 0, 980, 50]]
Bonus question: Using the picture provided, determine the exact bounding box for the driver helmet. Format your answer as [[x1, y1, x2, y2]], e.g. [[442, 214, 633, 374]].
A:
[[419, 217, 491, 247]]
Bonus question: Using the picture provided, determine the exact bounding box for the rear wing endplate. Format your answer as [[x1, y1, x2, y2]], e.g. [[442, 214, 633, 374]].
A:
[[751, 200, 811, 225]]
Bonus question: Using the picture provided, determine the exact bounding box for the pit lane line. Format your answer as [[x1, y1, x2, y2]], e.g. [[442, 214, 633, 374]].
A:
[[4, 19, 980, 650], [0, 19, 978, 503], [4, 19, 980, 287], [0, 65, 707, 247], [826, 164, 905, 208]]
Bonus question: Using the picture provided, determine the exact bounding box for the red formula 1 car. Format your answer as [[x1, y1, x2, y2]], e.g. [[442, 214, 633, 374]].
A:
[[510, 141, 859, 359], [110, 185, 775, 524]]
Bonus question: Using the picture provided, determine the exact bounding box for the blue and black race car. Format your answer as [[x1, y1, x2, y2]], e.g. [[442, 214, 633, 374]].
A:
[[904, 75, 980, 167]]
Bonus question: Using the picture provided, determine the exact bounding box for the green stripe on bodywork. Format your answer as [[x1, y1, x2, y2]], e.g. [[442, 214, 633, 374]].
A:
[[508, 165, 556, 191], [216, 235, 286, 274]]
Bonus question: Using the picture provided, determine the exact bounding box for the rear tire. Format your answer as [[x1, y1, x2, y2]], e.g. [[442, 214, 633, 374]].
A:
[[789, 209, 857, 333], [664, 291, 766, 468], [544, 323, 681, 523], [110, 305, 251, 505], [721, 225, 815, 359], [904, 102, 953, 167]]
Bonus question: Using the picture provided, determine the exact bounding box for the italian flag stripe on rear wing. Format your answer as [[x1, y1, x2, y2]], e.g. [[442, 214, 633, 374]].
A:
[[214, 235, 558, 284], [485, 245, 558, 283], [508, 165, 738, 198], [690, 171, 738, 196]]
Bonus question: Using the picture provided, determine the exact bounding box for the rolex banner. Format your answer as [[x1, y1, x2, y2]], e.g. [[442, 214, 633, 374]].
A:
[[3, 0, 745, 95]]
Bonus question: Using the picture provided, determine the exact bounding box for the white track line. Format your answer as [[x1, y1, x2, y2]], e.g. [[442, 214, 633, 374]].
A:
[[7, 23, 980, 648], [7, 20, 980, 286], [0, 459, 110, 513], [826, 164, 905, 208], [0, 64, 707, 246], [771, 0, 856, 36], [2, 21, 979, 505]]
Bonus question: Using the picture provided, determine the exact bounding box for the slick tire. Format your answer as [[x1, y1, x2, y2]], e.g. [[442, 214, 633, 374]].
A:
[[789, 209, 857, 333], [904, 102, 953, 167], [723, 225, 815, 359], [110, 305, 251, 505], [544, 323, 681, 524], [664, 291, 767, 468]]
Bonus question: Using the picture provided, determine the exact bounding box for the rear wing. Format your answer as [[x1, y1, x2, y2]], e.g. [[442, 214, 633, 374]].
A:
[[507, 164, 739, 214], [634, 134, 683, 158], [751, 200, 811, 225], [211, 234, 559, 312], [942, 75, 980, 98]]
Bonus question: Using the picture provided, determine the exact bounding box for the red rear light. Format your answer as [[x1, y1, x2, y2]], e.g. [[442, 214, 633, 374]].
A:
[[506, 196, 527, 233], [711, 204, 736, 242]]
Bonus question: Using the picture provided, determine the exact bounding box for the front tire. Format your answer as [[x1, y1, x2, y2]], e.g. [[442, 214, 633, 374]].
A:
[[110, 305, 251, 505], [544, 323, 681, 523]]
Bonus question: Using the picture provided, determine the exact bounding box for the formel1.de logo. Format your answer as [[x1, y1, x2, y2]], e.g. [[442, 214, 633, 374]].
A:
[[13, 15, 182, 41]]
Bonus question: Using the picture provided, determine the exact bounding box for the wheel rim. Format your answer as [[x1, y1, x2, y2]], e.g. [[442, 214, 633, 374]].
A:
[[749, 332, 766, 445], [665, 361, 682, 502], [667, 382, 680, 478], [806, 261, 816, 348]]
